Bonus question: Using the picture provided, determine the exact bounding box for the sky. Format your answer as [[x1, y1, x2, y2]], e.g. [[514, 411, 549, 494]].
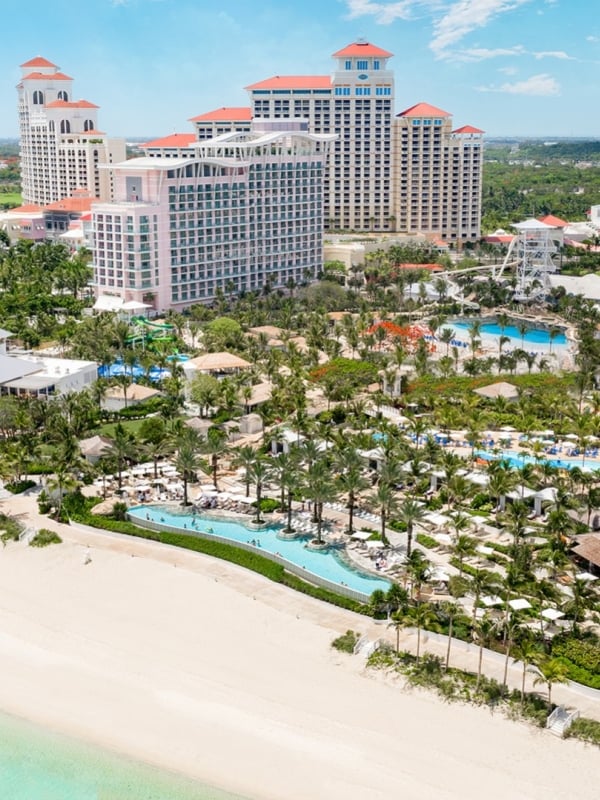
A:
[[2, 0, 598, 139]]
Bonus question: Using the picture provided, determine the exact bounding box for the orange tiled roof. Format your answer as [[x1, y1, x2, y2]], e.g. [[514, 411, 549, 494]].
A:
[[46, 99, 99, 109], [23, 70, 72, 81], [245, 75, 331, 90], [539, 214, 569, 228], [397, 102, 451, 118], [77, 129, 106, 136], [6, 204, 42, 215], [189, 106, 252, 122], [21, 56, 57, 69], [453, 125, 484, 134], [332, 42, 393, 58], [44, 195, 98, 213], [141, 133, 196, 148]]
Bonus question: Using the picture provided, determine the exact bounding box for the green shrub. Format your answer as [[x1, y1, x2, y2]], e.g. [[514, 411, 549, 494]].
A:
[[254, 497, 281, 513], [5, 479, 36, 494], [471, 492, 492, 510], [331, 630, 360, 653], [389, 519, 407, 532], [0, 513, 24, 544], [29, 528, 62, 547], [566, 717, 600, 746], [552, 636, 600, 674], [111, 501, 129, 521], [416, 532, 437, 549]]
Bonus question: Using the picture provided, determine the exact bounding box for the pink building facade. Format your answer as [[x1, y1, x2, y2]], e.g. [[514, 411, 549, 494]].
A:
[[92, 124, 334, 311]]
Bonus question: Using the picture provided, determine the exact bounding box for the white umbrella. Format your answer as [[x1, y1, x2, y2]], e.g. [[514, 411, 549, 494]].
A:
[[365, 540, 385, 549], [352, 530, 371, 540], [481, 595, 503, 607], [575, 572, 598, 582], [135, 483, 151, 492], [508, 598, 532, 611], [541, 608, 565, 621]]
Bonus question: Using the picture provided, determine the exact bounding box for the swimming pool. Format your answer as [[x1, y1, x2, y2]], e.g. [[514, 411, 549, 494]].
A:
[[128, 506, 391, 599], [475, 449, 595, 472], [452, 320, 566, 347]]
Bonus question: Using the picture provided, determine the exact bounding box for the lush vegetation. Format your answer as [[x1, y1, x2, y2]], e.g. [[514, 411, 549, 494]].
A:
[[29, 528, 62, 547], [482, 140, 600, 232], [331, 630, 360, 653]]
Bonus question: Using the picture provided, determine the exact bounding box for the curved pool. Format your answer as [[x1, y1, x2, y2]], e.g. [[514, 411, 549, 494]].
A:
[[128, 505, 391, 598], [452, 320, 566, 347]]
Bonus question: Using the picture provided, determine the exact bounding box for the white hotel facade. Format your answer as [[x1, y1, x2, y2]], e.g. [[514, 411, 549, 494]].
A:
[[92, 122, 334, 311], [17, 56, 125, 206]]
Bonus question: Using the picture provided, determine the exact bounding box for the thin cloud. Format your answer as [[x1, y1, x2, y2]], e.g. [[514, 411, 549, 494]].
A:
[[431, 0, 532, 59], [454, 45, 525, 61], [343, 0, 415, 24], [477, 73, 560, 95], [532, 50, 575, 60]]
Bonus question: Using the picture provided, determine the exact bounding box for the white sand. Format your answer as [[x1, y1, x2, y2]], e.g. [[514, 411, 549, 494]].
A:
[[0, 522, 598, 800]]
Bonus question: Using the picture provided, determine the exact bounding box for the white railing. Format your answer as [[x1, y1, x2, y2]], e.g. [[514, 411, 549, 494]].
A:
[[546, 705, 579, 736]]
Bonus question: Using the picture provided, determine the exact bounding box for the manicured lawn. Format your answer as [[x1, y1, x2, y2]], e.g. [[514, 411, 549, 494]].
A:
[[0, 192, 22, 208], [96, 418, 148, 437]]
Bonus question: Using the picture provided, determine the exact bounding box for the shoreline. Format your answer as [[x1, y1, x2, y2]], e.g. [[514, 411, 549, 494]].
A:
[[0, 505, 599, 799]]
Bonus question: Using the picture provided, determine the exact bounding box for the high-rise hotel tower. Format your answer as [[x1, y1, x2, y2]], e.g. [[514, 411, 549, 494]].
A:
[[17, 56, 125, 205], [247, 41, 394, 234]]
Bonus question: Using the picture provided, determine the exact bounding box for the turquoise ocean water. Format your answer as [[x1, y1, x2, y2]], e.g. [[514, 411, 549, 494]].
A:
[[0, 709, 250, 800]]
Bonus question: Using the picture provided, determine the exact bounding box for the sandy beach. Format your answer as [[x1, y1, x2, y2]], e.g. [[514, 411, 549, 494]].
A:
[[0, 519, 598, 800]]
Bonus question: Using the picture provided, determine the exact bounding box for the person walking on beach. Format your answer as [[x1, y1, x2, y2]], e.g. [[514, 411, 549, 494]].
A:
[[83, 547, 92, 565]]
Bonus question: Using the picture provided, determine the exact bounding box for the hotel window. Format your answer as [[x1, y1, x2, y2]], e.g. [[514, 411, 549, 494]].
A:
[[357, 60, 368, 70], [345, 60, 351, 70]]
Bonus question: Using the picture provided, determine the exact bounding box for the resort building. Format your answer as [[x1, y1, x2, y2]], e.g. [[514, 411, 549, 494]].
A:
[[392, 104, 483, 243], [0, 353, 97, 397], [17, 56, 126, 206], [246, 41, 395, 233], [142, 40, 482, 243], [91, 121, 335, 311]]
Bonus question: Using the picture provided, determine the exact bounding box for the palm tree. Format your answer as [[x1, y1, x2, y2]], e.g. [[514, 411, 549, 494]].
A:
[[231, 444, 258, 497], [512, 636, 540, 709], [388, 611, 407, 653], [105, 422, 137, 490], [371, 480, 399, 547], [47, 466, 78, 519], [469, 569, 499, 624], [201, 426, 228, 489], [270, 451, 299, 533], [247, 456, 272, 525], [410, 601, 438, 664], [397, 497, 426, 558], [439, 601, 462, 670], [452, 534, 476, 576], [335, 456, 369, 536], [174, 428, 202, 506], [532, 657, 570, 711], [304, 458, 335, 544], [472, 614, 496, 690]]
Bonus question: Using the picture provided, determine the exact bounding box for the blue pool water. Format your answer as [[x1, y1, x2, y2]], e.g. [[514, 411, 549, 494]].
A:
[[475, 449, 595, 472], [128, 506, 390, 597], [0, 709, 246, 800], [452, 321, 566, 346]]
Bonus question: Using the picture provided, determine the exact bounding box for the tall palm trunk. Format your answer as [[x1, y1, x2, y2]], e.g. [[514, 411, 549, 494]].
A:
[[445, 617, 454, 671]]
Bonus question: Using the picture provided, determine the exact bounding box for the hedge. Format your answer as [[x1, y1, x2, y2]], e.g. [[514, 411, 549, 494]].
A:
[[552, 637, 600, 674], [5, 479, 36, 494], [416, 532, 438, 550]]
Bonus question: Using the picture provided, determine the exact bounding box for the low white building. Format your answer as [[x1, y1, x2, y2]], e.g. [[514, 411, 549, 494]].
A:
[[0, 354, 97, 397]]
